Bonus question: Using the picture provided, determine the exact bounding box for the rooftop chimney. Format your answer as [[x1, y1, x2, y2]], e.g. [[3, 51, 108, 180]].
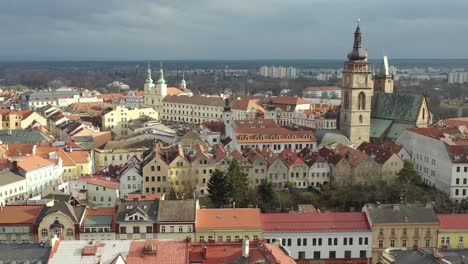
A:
[[242, 239, 250, 258]]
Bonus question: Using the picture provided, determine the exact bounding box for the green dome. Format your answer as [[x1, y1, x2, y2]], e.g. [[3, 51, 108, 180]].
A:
[[156, 68, 165, 84]]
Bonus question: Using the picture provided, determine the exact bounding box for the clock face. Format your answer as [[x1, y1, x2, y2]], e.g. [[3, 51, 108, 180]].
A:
[[344, 75, 352, 87], [355, 75, 367, 87]]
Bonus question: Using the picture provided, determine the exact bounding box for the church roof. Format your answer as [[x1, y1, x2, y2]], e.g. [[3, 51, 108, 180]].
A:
[[386, 123, 415, 140], [314, 129, 350, 147], [372, 92, 424, 122], [370, 118, 393, 139]]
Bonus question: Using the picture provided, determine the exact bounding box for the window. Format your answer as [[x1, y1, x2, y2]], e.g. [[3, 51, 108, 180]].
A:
[[313, 238, 317, 246], [426, 228, 431, 235], [226, 236, 231, 242], [146, 226, 152, 233], [359, 114, 363, 124], [41, 229, 48, 237], [298, 251, 306, 260], [391, 228, 395, 235], [170, 226, 174, 233], [402, 239, 407, 247], [199, 236, 204, 242], [360, 250, 367, 258], [349, 237, 353, 245], [328, 238, 332, 246], [303, 238, 307, 246], [415, 228, 419, 235], [253, 235, 259, 241], [133, 226, 140, 233], [120, 227, 126, 234], [344, 250, 351, 259], [297, 238, 301, 246], [313, 251, 320, 259], [217, 236, 223, 242], [329, 251, 336, 259], [390, 240, 395, 247], [425, 239, 430, 247], [403, 228, 407, 235], [318, 238, 322, 246], [343, 237, 348, 245], [358, 92, 366, 110], [359, 237, 363, 245], [378, 240, 383, 248], [161, 226, 166, 233], [365, 237, 368, 245], [414, 240, 419, 246], [66, 228, 73, 237], [460, 236, 464, 244]]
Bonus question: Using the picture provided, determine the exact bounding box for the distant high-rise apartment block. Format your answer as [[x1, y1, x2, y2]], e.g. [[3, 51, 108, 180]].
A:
[[448, 71, 468, 84], [259, 65, 296, 79]]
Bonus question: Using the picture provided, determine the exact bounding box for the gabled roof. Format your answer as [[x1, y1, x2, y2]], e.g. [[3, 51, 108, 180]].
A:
[[36, 201, 86, 225], [278, 148, 305, 167], [196, 208, 262, 230], [357, 141, 396, 164], [334, 144, 369, 167], [116, 200, 158, 222], [406, 127, 462, 140], [372, 92, 424, 122], [261, 212, 371, 232]]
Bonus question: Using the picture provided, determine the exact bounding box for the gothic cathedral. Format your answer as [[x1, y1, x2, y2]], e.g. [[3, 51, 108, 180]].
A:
[[143, 63, 167, 120], [339, 21, 374, 145]]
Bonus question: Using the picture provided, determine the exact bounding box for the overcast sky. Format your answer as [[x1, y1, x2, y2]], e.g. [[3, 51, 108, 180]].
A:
[[0, 0, 467, 60]]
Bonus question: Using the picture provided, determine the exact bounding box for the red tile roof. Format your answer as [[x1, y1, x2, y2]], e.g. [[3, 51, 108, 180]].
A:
[[334, 144, 369, 167], [357, 141, 395, 164], [261, 212, 371, 232], [438, 214, 468, 230], [196, 209, 262, 230], [0, 205, 43, 224], [69, 175, 120, 189], [126, 240, 188, 264], [15, 155, 54, 171], [407, 127, 462, 139], [445, 144, 468, 163], [278, 148, 305, 167], [441, 117, 468, 128]]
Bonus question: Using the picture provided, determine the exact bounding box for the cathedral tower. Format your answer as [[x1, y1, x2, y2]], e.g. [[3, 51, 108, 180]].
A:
[[339, 20, 374, 145], [373, 55, 394, 93], [144, 62, 156, 108], [153, 64, 167, 119]]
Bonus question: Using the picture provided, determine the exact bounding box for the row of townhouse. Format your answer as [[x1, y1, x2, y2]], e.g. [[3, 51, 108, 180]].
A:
[[5, 202, 468, 264], [396, 125, 468, 202], [19, 90, 102, 110]]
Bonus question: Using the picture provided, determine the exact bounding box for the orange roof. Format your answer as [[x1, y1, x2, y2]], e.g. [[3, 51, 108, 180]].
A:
[[195, 208, 262, 230], [441, 117, 468, 128], [231, 98, 264, 112], [0, 205, 43, 224], [57, 149, 90, 166], [126, 240, 188, 264], [334, 144, 369, 167], [167, 87, 184, 95], [438, 214, 468, 230], [406, 127, 461, 139], [81, 207, 117, 232], [16, 155, 54, 171]]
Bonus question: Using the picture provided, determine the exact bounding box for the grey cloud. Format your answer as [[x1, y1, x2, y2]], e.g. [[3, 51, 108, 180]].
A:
[[0, 0, 466, 60]]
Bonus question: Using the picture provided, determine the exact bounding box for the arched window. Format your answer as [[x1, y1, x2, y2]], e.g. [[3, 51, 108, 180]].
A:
[[52, 229, 61, 238], [66, 228, 74, 237], [343, 92, 349, 109], [359, 115, 363, 124], [358, 92, 366, 110], [422, 108, 426, 120], [41, 229, 48, 237]]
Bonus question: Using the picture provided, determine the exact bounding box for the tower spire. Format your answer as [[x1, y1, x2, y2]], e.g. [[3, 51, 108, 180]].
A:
[[145, 61, 153, 84], [156, 62, 165, 84], [347, 19, 368, 61]]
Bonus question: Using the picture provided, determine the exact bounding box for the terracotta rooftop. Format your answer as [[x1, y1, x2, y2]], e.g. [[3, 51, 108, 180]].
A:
[[334, 144, 369, 167], [441, 117, 468, 128], [261, 212, 371, 232], [357, 141, 395, 164], [196, 208, 262, 230], [406, 127, 462, 139], [15, 155, 54, 171], [438, 214, 468, 230], [445, 144, 468, 163], [69, 175, 120, 189], [278, 148, 305, 167], [0, 205, 43, 224], [167, 87, 184, 95]]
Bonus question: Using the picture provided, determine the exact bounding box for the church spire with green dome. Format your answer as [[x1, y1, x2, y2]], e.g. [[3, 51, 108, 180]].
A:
[[145, 61, 153, 84], [156, 62, 165, 84]]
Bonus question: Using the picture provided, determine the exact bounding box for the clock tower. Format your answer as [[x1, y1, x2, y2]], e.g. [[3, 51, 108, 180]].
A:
[[339, 20, 374, 145]]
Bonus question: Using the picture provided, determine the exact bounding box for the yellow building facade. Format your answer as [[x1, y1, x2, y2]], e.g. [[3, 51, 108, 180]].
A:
[[437, 214, 468, 249]]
